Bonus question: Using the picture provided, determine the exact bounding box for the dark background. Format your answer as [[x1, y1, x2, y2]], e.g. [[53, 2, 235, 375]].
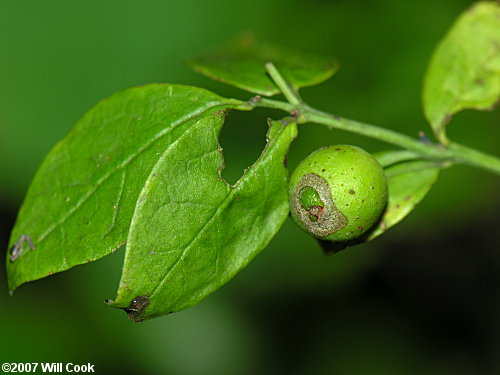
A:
[[1, 1, 499, 374]]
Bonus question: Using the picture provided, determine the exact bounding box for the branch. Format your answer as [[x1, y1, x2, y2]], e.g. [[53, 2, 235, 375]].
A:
[[251, 98, 500, 176]]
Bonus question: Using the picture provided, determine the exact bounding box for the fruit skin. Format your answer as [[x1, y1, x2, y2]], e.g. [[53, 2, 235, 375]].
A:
[[289, 145, 388, 242]]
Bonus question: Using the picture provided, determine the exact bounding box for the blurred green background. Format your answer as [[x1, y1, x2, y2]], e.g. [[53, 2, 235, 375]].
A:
[[1, 0, 499, 374]]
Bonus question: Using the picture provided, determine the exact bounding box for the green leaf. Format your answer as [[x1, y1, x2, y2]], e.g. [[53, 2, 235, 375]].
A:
[[366, 153, 440, 241], [188, 35, 338, 96], [7, 84, 243, 292], [423, 1, 500, 144], [109, 117, 298, 321]]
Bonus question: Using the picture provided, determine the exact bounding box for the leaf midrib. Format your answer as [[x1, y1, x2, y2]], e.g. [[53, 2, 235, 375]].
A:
[[147, 123, 291, 301], [35, 100, 233, 249]]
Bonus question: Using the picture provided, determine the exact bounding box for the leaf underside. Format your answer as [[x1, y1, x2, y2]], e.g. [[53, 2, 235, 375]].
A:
[[110, 116, 298, 321], [366, 154, 440, 241], [423, 1, 500, 144], [7, 84, 242, 292], [188, 36, 338, 96]]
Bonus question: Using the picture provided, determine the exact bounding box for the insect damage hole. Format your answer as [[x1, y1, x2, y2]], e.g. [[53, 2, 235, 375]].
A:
[[292, 174, 347, 237], [218, 108, 279, 185]]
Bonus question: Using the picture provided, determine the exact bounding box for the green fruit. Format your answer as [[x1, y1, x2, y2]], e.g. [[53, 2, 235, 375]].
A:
[[289, 145, 388, 242]]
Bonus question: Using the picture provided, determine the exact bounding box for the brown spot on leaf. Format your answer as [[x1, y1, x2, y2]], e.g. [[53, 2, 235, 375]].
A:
[[9, 234, 35, 262], [348, 189, 355, 195], [125, 296, 150, 322], [283, 154, 288, 168]]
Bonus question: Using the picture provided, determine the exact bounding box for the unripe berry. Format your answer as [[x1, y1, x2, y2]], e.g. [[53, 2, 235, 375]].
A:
[[289, 145, 388, 242]]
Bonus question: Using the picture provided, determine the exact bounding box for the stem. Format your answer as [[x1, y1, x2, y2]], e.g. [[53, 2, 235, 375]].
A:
[[448, 143, 500, 175], [265, 62, 303, 106], [253, 98, 500, 176], [304, 105, 451, 159]]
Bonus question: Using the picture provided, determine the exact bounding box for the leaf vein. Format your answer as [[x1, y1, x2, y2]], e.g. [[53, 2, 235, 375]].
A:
[[103, 168, 127, 238], [148, 125, 287, 300], [36, 101, 230, 245]]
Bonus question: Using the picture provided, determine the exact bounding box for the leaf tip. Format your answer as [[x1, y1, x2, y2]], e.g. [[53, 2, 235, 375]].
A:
[[109, 295, 151, 322]]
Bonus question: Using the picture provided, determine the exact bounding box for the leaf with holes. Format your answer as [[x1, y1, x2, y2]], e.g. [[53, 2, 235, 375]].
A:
[[109, 117, 297, 321], [7, 84, 243, 292], [423, 1, 500, 144], [188, 35, 338, 96]]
